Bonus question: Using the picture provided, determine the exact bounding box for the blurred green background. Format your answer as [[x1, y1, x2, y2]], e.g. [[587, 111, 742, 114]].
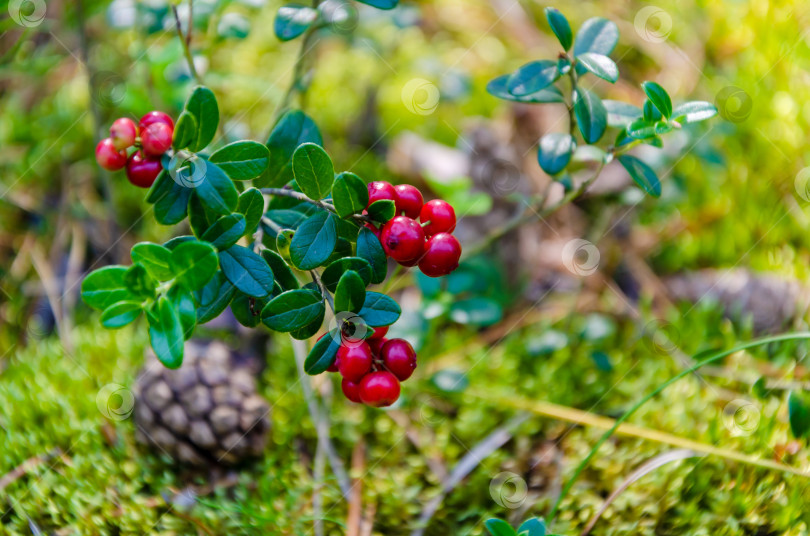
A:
[[3, 0, 810, 534]]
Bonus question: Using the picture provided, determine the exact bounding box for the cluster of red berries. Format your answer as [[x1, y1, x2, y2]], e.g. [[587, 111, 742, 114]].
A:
[[365, 181, 462, 278], [325, 326, 416, 407], [94, 111, 175, 188]]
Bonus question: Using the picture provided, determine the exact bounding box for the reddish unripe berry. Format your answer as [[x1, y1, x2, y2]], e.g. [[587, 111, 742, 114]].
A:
[[419, 199, 456, 236], [337, 341, 373, 382], [126, 152, 162, 188], [380, 216, 425, 263], [95, 138, 128, 171], [394, 184, 424, 219], [341, 378, 363, 403], [110, 118, 138, 151], [141, 121, 173, 156], [367, 181, 397, 207], [368, 337, 388, 356], [418, 232, 462, 277], [381, 338, 417, 381], [369, 326, 389, 340], [139, 110, 174, 131], [359, 371, 401, 407]]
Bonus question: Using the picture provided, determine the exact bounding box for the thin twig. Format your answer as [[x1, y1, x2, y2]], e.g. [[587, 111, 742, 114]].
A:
[[172, 5, 202, 85], [311, 270, 335, 312], [261, 188, 370, 222]]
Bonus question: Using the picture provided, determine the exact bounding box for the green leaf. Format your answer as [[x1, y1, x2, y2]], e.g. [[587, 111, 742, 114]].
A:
[[194, 272, 236, 323], [618, 155, 661, 197], [672, 101, 718, 123], [289, 211, 338, 270], [537, 133, 575, 175], [202, 213, 247, 250], [486, 75, 565, 104], [209, 141, 271, 181], [358, 291, 401, 327], [626, 119, 657, 139], [219, 245, 275, 298], [172, 111, 197, 151], [261, 110, 323, 188], [147, 170, 191, 225], [185, 86, 219, 152], [131, 242, 173, 281], [643, 99, 663, 122], [289, 307, 326, 340], [356, 227, 387, 284], [124, 264, 156, 299], [545, 7, 572, 51], [332, 172, 369, 218], [261, 249, 300, 291], [168, 285, 196, 339], [81, 266, 133, 310], [356, 0, 397, 8], [274, 3, 317, 41], [517, 518, 547, 536], [170, 240, 219, 290], [788, 390, 810, 439], [321, 257, 373, 292], [366, 199, 395, 224], [195, 162, 238, 216], [237, 187, 265, 238], [147, 296, 185, 369], [641, 81, 672, 119], [603, 100, 642, 127], [575, 52, 618, 83], [230, 292, 266, 328], [507, 60, 560, 97], [574, 88, 607, 143], [335, 271, 366, 313], [484, 519, 517, 536], [100, 301, 142, 329], [188, 193, 219, 238], [292, 143, 334, 201], [573, 17, 619, 57], [262, 289, 325, 332], [164, 235, 196, 250], [304, 331, 340, 375]]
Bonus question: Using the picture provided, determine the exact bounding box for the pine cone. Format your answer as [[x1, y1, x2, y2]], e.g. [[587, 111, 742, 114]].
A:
[[133, 340, 270, 466]]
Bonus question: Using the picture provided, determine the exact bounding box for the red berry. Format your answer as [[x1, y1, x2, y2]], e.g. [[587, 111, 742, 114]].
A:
[[139, 110, 174, 131], [126, 152, 162, 188], [369, 326, 389, 340], [418, 232, 461, 277], [141, 121, 173, 156], [337, 341, 373, 382], [364, 222, 381, 240], [367, 181, 397, 207], [419, 199, 456, 236], [95, 138, 128, 171], [110, 118, 138, 151], [359, 371, 401, 407], [380, 216, 425, 263], [394, 184, 424, 219], [341, 378, 363, 403], [381, 338, 417, 381], [368, 337, 388, 355]]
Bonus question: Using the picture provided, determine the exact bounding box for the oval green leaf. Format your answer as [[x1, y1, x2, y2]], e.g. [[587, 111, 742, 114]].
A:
[[194, 272, 236, 324], [356, 227, 387, 284], [219, 245, 275, 298], [332, 172, 369, 218], [202, 213, 247, 250], [185, 86, 219, 152], [81, 266, 133, 310], [170, 240, 219, 290], [537, 133, 575, 175], [507, 60, 560, 97], [289, 211, 338, 270], [147, 296, 185, 369], [603, 100, 642, 127], [335, 270, 366, 313], [274, 3, 317, 41], [261, 289, 325, 332], [545, 7, 572, 51], [618, 155, 661, 197], [210, 140, 270, 181], [131, 242, 174, 281], [573, 17, 619, 57], [574, 88, 607, 143], [486, 75, 565, 104], [358, 291, 401, 327], [237, 187, 265, 238], [100, 301, 142, 329], [304, 330, 340, 375], [292, 143, 334, 201], [641, 81, 672, 119], [575, 52, 618, 83]]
